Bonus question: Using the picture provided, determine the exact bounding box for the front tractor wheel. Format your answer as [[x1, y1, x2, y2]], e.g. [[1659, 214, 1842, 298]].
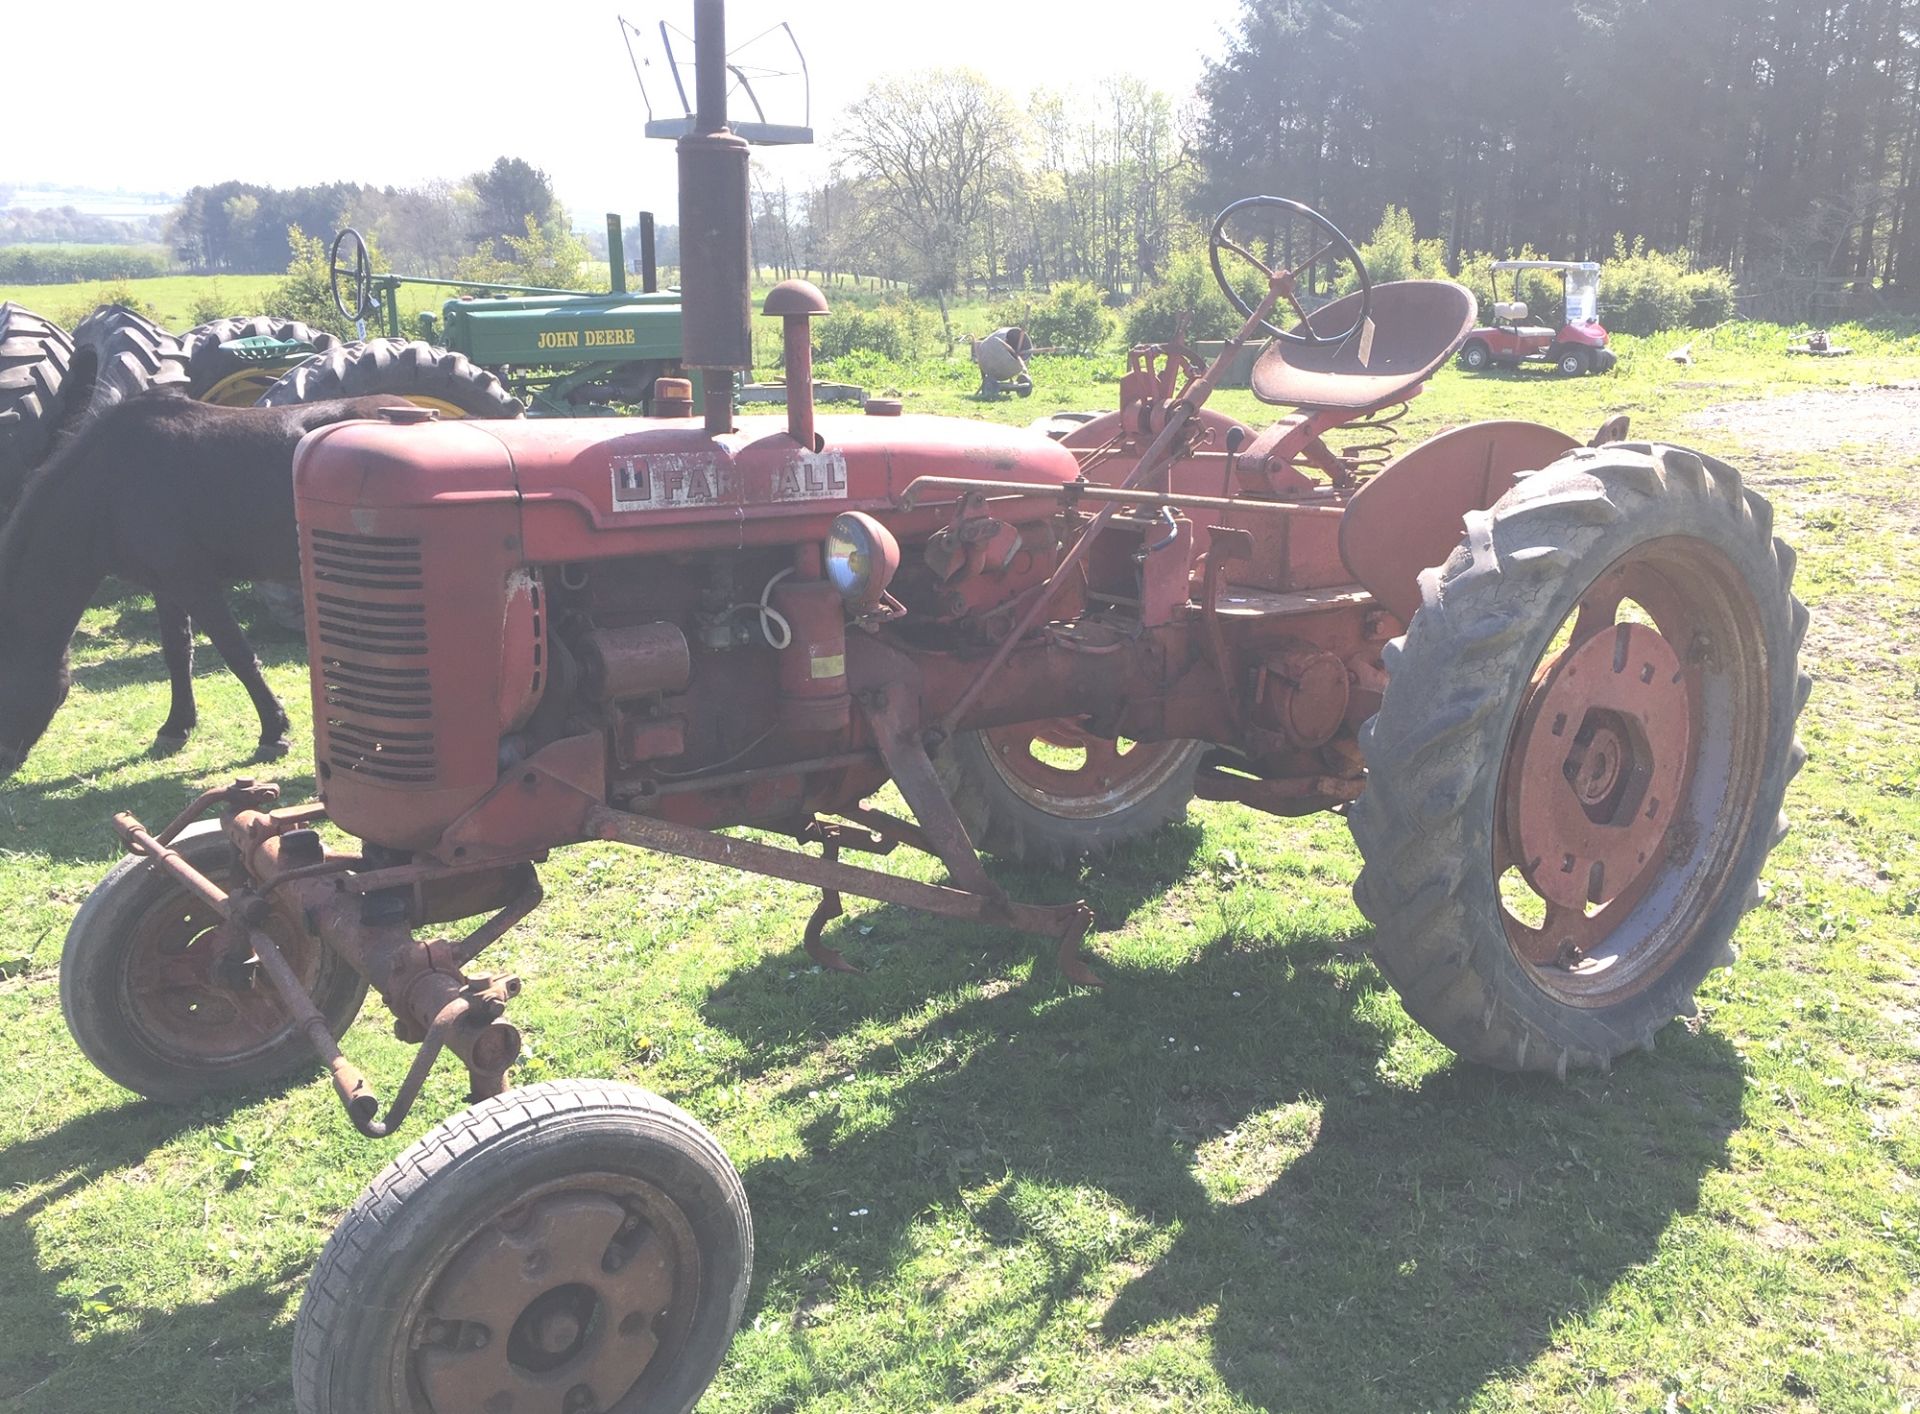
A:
[[1350, 444, 1808, 1075], [255, 337, 522, 419], [939, 722, 1204, 867], [292, 1080, 752, 1414], [60, 821, 368, 1102]]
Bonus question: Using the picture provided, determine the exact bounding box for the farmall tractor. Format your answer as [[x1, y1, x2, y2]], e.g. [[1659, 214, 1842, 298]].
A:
[[59, 5, 1806, 1410]]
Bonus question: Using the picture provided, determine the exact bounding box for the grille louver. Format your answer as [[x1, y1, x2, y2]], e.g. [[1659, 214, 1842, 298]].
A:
[[309, 530, 439, 786]]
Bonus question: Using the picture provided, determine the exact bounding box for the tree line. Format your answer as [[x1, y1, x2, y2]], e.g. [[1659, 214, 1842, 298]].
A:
[[1197, 0, 1920, 295], [743, 0, 1917, 327], [749, 73, 1195, 341], [164, 157, 569, 277]]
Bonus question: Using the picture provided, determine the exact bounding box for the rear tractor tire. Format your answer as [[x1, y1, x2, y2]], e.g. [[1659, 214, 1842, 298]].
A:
[[255, 337, 522, 419], [1458, 339, 1492, 372], [939, 723, 1205, 867], [292, 1079, 752, 1414], [60, 821, 368, 1103], [179, 315, 342, 405], [1349, 444, 1808, 1076], [0, 301, 74, 513], [69, 304, 189, 422]]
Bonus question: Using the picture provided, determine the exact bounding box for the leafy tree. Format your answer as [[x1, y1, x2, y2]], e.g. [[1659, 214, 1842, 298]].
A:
[[453, 217, 594, 293], [468, 157, 559, 256], [835, 69, 1024, 346]]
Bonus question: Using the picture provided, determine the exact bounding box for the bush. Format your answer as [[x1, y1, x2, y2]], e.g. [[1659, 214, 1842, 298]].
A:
[[990, 281, 1113, 352], [267, 225, 359, 340], [188, 283, 240, 326], [1123, 248, 1253, 345], [1681, 266, 1736, 326], [1350, 206, 1449, 286], [1602, 236, 1693, 335], [814, 304, 925, 362], [48, 280, 167, 330], [453, 217, 593, 294]]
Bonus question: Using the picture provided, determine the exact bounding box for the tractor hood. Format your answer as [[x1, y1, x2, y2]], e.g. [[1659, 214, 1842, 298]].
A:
[[295, 411, 1083, 563]]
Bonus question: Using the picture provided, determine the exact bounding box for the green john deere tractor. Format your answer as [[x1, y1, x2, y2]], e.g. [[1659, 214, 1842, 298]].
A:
[[323, 212, 693, 416]]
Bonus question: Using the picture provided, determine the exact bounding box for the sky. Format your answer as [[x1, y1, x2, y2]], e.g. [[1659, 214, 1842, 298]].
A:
[[6, 0, 1246, 224]]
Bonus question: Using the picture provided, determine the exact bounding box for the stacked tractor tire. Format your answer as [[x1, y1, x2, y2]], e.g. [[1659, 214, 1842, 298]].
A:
[[0, 299, 520, 518]]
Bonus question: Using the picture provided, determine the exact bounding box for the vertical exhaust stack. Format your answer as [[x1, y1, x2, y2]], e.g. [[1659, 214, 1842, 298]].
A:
[[677, 0, 752, 436]]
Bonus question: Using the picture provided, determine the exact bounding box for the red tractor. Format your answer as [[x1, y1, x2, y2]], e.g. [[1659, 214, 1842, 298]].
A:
[[61, 6, 1805, 1410], [1458, 258, 1617, 375]]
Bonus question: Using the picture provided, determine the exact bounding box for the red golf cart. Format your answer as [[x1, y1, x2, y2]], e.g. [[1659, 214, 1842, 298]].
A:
[[1458, 259, 1615, 375]]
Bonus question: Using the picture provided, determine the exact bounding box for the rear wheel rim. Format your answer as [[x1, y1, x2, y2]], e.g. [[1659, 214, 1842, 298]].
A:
[[404, 1173, 700, 1414], [1493, 536, 1770, 1005], [980, 719, 1192, 820]]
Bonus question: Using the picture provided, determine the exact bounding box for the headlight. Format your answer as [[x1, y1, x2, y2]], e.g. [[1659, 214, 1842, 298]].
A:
[[824, 511, 900, 612]]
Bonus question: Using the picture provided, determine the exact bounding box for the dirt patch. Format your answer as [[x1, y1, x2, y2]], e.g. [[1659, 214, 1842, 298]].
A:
[[1686, 382, 1920, 469], [1683, 386, 1920, 723]]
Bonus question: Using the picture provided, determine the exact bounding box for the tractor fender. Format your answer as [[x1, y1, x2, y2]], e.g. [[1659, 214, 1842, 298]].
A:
[[1338, 419, 1580, 624]]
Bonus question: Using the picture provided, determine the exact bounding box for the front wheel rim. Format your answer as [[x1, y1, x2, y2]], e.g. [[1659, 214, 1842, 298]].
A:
[[1493, 537, 1770, 1006], [118, 867, 327, 1066], [402, 1173, 701, 1414]]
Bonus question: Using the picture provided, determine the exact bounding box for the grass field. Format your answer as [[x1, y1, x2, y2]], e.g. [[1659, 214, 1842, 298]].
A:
[[1, 321, 1917, 1412]]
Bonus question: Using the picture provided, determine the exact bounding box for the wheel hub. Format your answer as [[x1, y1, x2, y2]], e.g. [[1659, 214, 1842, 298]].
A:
[[1508, 623, 1691, 911], [413, 1191, 680, 1414], [126, 897, 322, 1063]]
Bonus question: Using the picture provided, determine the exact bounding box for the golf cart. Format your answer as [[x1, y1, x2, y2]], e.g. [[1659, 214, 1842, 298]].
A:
[[1459, 259, 1615, 376]]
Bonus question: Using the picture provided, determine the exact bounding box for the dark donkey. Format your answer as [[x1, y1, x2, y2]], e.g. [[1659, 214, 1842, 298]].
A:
[[0, 395, 400, 779]]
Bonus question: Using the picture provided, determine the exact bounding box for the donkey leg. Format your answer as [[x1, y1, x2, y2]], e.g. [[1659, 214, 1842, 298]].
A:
[[190, 590, 292, 760], [152, 595, 196, 754]]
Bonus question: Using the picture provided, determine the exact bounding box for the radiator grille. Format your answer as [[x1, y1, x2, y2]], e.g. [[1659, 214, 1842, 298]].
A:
[[309, 530, 438, 786]]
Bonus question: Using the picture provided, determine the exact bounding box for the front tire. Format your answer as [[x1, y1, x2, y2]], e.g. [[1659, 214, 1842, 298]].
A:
[[1556, 346, 1590, 376], [179, 315, 341, 404], [1349, 444, 1808, 1075], [255, 337, 522, 419], [292, 1080, 752, 1414], [1459, 339, 1491, 371], [60, 821, 368, 1102]]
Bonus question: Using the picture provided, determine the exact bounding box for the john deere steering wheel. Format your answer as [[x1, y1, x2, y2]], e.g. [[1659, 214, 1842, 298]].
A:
[[329, 227, 376, 323], [1208, 196, 1371, 346]]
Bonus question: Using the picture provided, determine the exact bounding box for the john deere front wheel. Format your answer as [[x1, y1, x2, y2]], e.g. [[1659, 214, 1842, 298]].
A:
[[255, 338, 522, 419], [1349, 444, 1808, 1075]]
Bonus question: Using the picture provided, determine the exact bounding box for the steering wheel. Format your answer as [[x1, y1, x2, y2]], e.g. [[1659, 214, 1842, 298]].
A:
[[329, 227, 376, 323], [1208, 196, 1371, 346]]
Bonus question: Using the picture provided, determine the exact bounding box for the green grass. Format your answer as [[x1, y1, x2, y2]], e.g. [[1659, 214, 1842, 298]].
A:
[[3, 324, 1919, 1412], [0, 274, 286, 332]]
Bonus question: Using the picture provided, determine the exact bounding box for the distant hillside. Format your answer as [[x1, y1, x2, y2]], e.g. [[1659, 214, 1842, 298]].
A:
[[0, 184, 175, 247]]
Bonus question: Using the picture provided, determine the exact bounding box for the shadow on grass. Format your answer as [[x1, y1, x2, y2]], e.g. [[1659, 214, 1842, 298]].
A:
[[703, 908, 1744, 1412], [0, 760, 318, 868], [0, 1094, 305, 1409]]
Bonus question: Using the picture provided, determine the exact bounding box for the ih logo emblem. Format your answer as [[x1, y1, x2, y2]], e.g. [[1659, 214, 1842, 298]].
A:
[[611, 450, 848, 511]]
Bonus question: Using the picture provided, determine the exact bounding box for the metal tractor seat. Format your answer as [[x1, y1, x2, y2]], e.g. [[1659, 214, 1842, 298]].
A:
[[1251, 279, 1478, 411]]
